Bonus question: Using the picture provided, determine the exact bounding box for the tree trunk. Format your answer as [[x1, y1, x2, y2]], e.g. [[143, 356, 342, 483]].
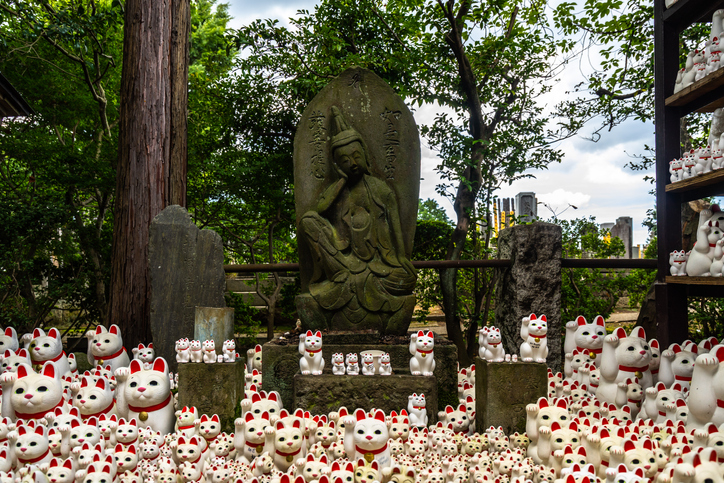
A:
[[108, 0, 189, 349], [170, 0, 189, 207]]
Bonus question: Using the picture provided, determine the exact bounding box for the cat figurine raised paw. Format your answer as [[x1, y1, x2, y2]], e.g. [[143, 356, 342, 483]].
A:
[[378, 353, 392, 376], [222, 340, 236, 363], [407, 393, 428, 428], [409, 330, 435, 376], [519, 313, 548, 363], [670, 250, 689, 276], [299, 330, 324, 375], [331, 353, 346, 375], [361, 353, 375, 376], [343, 408, 390, 468], [345, 353, 359, 376]]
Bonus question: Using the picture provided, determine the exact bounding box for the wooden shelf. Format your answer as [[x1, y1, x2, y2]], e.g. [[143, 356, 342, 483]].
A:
[[663, 0, 724, 30], [665, 168, 724, 198], [666, 276, 724, 285], [665, 68, 724, 113]]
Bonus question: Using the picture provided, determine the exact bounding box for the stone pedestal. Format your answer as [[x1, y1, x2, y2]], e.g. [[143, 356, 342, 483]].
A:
[[495, 223, 562, 372], [294, 374, 437, 422], [149, 205, 227, 372], [262, 333, 458, 412], [177, 360, 245, 433], [194, 307, 234, 355], [475, 359, 547, 435]]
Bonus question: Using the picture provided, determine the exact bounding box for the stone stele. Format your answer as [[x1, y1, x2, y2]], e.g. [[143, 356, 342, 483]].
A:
[[149, 205, 227, 372], [293, 67, 421, 335]]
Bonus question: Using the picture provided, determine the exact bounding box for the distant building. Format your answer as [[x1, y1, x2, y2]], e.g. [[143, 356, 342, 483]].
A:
[[601, 217, 634, 259]]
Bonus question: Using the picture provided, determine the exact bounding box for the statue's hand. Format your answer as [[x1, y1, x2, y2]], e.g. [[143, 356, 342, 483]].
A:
[[334, 163, 348, 180]]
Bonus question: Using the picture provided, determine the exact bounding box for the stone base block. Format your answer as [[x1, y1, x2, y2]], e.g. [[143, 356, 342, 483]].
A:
[[294, 374, 437, 423], [177, 360, 245, 433], [475, 359, 547, 435], [262, 333, 458, 412]]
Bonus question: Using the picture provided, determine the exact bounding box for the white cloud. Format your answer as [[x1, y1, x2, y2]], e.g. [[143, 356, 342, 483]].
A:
[[537, 189, 592, 210]]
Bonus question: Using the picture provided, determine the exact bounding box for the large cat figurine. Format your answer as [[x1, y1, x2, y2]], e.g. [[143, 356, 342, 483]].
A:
[[299, 331, 324, 375], [8, 361, 65, 421], [520, 314, 548, 363], [11, 423, 52, 469], [342, 409, 391, 469], [115, 358, 174, 435], [596, 326, 652, 404], [88, 325, 130, 372], [29, 328, 70, 377], [564, 315, 606, 366], [686, 205, 724, 276], [233, 410, 271, 464], [266, 416, 306, 472], [409, 331, 435, 376]]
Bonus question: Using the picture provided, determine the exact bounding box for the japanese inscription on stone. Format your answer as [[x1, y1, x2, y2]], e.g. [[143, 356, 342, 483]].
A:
[[309, 111, 327, 179], [381, 109, 401, 180]]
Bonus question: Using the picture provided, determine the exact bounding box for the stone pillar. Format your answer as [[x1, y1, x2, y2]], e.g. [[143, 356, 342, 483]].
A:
[[149, 205, 227, 372], [177, 360, 245, 433], [494, 223, 562, 373], [194, 307, 234, 355], [475, 359, 547, 435]]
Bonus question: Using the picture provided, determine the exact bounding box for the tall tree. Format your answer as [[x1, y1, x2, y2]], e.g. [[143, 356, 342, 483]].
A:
[[108, 0, 189, 347]]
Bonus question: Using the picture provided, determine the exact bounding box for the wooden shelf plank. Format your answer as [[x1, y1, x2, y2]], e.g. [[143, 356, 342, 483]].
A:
[[665, 68, 724, 112], [663, 0, 724, 30], [666, 276, 724, 285], [665, 168, 724, 197]]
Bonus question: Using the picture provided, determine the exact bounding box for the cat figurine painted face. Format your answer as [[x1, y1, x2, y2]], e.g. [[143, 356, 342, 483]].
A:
[[188, 340, 203, 363], [132, 343, 155, 370], [332, 353, 346, 375], [343, 408, 390, 469], [233, 410, 270, 464], [202, 340, 217, 364], [12, 423, 52, 468], [11, 362, 65, 421], [564, 315, 606, 364], [299, 331, 324, 375], [270, 417, 306, 472], [115, 417, 139, 444], [361, 353, 375, 376], [119, 358, 174, 435], [46, 457, 75, 483], [0, 327, 19, 354], [483, 327, 505, 362], [29, 328, 70, 377], [378, 353, 392, 376], [89, 325, 129, 372], [73, 376, 116, 420], [597, 326, 652, 404], [410, 331, 436, 376], [68, 417, 102, 451]]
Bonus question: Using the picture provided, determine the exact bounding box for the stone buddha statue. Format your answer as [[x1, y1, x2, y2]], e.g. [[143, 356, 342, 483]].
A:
[[297, 106, 417, 334]]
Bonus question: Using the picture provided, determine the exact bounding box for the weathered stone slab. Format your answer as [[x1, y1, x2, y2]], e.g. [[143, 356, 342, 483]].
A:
[[194, 307, 234, 356], [177, 360, 245, 433], [262, 333, 458, 412], [294, 374, 437, 422], [149, 205, 227, 372], [293, 67, 421, 335], [475, 359, 547, 435], [494, 223, 562, 372]]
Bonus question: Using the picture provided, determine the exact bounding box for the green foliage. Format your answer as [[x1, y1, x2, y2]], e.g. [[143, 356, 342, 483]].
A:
[[558, 217, 631, 321], [418, 198, 452, 225], [689, 298, 724, 341], [224, 291, 263, 339], [412, 219, 452, 324]]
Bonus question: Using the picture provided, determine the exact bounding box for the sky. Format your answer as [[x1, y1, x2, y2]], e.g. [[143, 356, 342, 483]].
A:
[[222, 0, 694, 249]]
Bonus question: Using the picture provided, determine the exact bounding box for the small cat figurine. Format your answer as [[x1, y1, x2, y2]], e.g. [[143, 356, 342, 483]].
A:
[[378, 353, 392, 376], [564, 315, 606, 365], [176, 339, 191, 364], [520, 314, 549, 363], [45, 457, 75, 483], [267, 417, 306, 472], [345, 353, 359, 376], [331, 353, 346, 375], [175, 406, 200, 437], [115, 358, 175, 435], [189, 340, 203, 363], [88, 325, 130, 372], [407, 394, 427, 428], [132, 343, 154, 370], [246, 345, 263, 375], [299, 331, 324, 375], [361, 353, 376, 376], [222, 340, 236, 363], [29, 328, 71, 377], [343, 409, 391, 468], [11, 423, 52, 469], [202, 340, 217, 364], [409, 330, 436, 376], [483, 327, 505, 362], [669, 250, 689, 276]]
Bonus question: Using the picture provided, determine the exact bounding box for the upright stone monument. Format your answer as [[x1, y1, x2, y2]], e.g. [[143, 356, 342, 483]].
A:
[[515, 192, 538, 223], [149, 205, 227, 371], [611, 216, 634, 259], [293, 67, 420, 335]]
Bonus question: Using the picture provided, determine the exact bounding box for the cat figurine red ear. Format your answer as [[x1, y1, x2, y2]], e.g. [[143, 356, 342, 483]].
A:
[[410, 330, 436, 375], [343, 409, 390, 469], [482, 327, 505, 362], [89, 325, 129, 372], [299, 331, 324, 375], [117, 358, 174, 435], [596, 327, 652, 404]]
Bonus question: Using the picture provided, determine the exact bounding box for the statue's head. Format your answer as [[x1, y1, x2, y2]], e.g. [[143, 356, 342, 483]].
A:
[[330, 106, 370, 178]]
